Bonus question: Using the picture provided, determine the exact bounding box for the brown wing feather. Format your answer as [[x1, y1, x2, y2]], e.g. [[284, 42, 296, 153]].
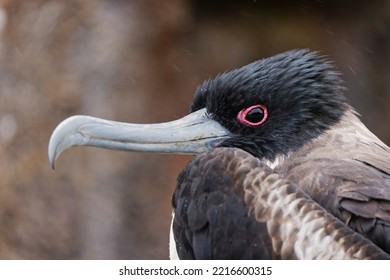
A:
[[278, 112, 390, 254], [172, 147, 389, 259], [172, 148, 276, 259]]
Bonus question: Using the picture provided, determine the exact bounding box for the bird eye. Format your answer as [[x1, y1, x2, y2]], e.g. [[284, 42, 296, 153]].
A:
[[237, 105, 268, 127]]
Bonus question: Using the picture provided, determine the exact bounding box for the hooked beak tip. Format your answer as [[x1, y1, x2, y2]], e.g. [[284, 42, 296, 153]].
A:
[[48, 115, 87, 170], [50, 158, 56, 170], [48, 142, 58, 170]]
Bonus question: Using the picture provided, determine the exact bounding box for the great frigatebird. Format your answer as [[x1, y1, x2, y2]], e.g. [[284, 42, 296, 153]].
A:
[[48, 49, 390, 259]]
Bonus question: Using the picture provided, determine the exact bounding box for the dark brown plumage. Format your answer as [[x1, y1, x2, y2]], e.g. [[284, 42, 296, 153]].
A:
[[172, 147, 390, 259], [276, 110, 390, 254]]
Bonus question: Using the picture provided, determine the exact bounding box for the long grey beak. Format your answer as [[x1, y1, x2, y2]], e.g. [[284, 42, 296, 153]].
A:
[[48, 108, 231, 169]]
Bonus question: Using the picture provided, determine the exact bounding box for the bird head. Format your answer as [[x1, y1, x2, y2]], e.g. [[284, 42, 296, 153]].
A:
[[48, 49, 349, 167], [190, 49, 348, 160]]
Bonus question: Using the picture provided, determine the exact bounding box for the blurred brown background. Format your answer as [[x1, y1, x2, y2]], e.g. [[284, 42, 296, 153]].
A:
[[0, 0, 389, 259]]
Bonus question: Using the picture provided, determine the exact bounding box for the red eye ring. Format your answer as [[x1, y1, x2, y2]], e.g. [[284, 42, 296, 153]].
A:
[[237, 104, 268, 127]]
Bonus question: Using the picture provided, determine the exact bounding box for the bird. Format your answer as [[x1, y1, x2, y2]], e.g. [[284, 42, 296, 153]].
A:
[[48, 49, 390, 259]]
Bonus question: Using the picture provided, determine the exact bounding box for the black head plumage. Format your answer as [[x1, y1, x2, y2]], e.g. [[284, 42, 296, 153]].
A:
[[190, 49, 350, 161]]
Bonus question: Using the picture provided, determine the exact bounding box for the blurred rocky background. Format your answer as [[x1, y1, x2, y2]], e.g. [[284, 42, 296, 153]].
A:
[[0, 0, 389, 259]]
